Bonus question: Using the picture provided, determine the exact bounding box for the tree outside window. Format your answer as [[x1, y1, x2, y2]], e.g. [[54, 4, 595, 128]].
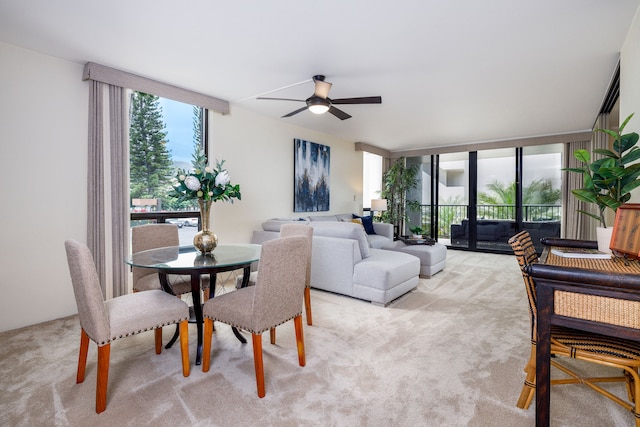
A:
[[129, 92, 205, 212]]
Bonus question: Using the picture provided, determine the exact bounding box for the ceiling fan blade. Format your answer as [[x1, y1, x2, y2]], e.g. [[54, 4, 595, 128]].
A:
[[282, 106, 309, 118], [257, 97, 305, 102], [328, 106, 352, 120], [314, 80, 332, 99], [331, 96, 382, 105]]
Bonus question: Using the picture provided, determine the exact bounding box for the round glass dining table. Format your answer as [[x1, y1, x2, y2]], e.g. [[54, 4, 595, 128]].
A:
[[125, 244, 261, 365]]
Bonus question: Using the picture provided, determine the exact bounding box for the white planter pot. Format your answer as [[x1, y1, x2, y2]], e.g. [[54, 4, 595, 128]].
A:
[[596, 226, 613, 254]]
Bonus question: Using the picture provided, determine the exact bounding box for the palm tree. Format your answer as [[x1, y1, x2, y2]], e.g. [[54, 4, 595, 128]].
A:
[[478, 178, 561, 220]]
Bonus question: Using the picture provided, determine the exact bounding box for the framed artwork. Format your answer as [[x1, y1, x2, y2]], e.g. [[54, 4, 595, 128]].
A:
[[294, 138, 330, 212], [610, 203, 640, 259]]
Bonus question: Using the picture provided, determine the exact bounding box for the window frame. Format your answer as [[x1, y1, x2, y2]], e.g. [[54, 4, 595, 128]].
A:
[[129, 93, 209, 226]]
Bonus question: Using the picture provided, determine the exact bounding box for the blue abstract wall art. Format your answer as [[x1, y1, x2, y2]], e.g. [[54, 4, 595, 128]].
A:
[[294, 138, 330, 212]]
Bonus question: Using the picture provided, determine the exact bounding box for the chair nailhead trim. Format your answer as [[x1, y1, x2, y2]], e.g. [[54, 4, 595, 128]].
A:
[[204, 311, 303, 335], [91, 316, 189, 346]]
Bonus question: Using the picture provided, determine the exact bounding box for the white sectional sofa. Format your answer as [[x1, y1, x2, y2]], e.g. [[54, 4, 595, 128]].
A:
[[251, 214, 420, 306], [255, 213, 394, 248]]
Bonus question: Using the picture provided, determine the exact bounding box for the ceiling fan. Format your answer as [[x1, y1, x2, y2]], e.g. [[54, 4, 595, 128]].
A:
[[257, 75, 382, 120]]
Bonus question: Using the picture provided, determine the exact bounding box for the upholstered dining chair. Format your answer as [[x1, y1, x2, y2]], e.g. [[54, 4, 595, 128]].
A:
[[509, 231, 640, 423], [64, 240, 190, 413], [236, 223, 313, 344], [202, 235, 309, 398], [132, 223, 211, 300]]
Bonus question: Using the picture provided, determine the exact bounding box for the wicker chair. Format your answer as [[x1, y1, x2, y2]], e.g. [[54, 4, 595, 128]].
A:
[[202, 235, 309, 398], [132, 223, 210, 300], [65, 240, 190, 413], [236, 223, 313, 344], [509, 230, 640, 424]]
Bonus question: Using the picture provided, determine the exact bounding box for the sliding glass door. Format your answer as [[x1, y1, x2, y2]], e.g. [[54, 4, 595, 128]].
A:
[[438, 153, 470, 249], [476, 148, 517, 251], [408, 143, 562, 254], [521, 144, 563, 253]]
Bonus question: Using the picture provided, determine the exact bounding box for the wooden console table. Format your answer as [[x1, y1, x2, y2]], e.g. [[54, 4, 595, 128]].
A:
[[526, 248, 640, 426]]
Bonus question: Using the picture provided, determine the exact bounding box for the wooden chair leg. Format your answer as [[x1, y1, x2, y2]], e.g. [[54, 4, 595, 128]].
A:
[[523, 340, 535, 373], [517, 344, 536, 409], [252, 333, 265, 398], [294, 315, 306, 367], [96, 344, 110, 414], [154, 328, 163, 354], [304, 287, 312, 326], [179, 320, 190, 377], [202, 318, 213, 372], [77, 329, 89, 384], [633, 369, 640, 427], [270, 328, 276, 345]]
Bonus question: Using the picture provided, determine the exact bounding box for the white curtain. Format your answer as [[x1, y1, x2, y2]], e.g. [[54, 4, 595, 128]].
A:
[[87, 81, 130, 298], [563, 114, 610, 240], [563, 139, 592, 240]]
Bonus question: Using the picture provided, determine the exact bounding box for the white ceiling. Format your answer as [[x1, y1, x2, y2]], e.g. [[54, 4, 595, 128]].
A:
[[1, 0, 639, 152]]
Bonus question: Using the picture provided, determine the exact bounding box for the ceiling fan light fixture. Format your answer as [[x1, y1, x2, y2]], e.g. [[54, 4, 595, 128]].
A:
[[306, 96, 330, 114], [309, 104, 330, 114], [259, 77, 381, 120]]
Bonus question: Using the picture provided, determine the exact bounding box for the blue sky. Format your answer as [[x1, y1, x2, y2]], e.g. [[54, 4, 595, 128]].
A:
[[158, 97, 196, 164]]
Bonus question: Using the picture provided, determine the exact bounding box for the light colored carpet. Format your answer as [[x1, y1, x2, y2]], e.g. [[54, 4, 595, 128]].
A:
[[0, 250, 634, 426]]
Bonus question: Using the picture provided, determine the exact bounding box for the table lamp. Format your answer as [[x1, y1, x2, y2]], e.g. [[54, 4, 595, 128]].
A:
[[371, 199, 388, 219]]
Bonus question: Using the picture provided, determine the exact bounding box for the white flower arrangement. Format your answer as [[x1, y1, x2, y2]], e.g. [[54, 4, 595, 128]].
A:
[[172, 149, 241, 203]]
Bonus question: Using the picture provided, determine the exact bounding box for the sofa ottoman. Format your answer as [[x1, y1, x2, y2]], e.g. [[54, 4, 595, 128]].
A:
[[384, 241, 447, 278]]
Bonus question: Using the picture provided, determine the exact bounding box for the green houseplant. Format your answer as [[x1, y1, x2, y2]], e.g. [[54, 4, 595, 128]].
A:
[[409, 225, 425, 237], [564, 113, 640, 228], [380, 157, 420, 237]]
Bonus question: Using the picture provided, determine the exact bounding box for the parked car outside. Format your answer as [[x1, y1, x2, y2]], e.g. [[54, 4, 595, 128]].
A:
[[184, 217, 199, 227], [166, 219, 186, 228]]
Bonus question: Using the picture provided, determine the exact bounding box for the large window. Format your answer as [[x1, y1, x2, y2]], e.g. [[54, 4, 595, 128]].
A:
[[129, 92, 207, 244], [476, 148, 517, 251], [363, 151, 383, 210], [438, 152, 469, 248], [408, 144, 562, 254]]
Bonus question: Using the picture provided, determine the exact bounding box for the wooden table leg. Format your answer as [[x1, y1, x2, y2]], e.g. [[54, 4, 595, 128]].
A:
[[231, 265, 252, 344], [536, 283, 553, 427], [191, 272, 204, 365]]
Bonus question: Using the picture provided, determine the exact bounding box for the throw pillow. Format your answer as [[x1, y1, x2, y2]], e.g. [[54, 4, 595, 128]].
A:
[[352, 214, 376, 235], [309, 222, 371, 258], [351, 218, 366, 231]]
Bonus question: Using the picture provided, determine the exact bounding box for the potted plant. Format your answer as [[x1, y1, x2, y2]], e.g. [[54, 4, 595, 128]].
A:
[[563, 113, 640, 250], [409, 225, 424, 238], [380, 157, 420, 238]]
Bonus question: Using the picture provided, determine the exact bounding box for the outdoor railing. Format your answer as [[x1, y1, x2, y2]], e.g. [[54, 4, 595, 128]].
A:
[[419, 204, 561, 238], [130, 210, 200, 228]]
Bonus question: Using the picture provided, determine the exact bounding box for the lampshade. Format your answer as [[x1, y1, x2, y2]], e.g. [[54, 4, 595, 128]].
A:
[[371, 199, 388, 211]]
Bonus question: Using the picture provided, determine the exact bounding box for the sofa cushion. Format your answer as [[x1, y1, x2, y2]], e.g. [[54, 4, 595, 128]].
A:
[[352, 214, 376, 235], [309, 222, 370, 258], [353, 248, 420, 291], [367, 234, 390, 249], [262, 218, 309, 232], [350, 217, 367, 232], [308, 215, 339, 222]]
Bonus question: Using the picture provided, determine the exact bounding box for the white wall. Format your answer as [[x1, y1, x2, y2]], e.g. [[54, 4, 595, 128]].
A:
[[208, 106, 363, 245], [621, 6, 640, 141], [0, 41, 363, 332], [0, 42, 88, 331], [621, 6, 640, 203]]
